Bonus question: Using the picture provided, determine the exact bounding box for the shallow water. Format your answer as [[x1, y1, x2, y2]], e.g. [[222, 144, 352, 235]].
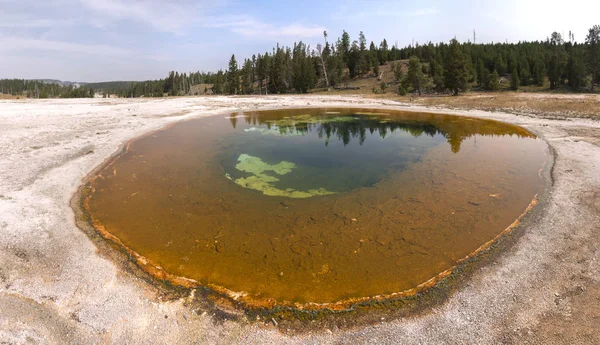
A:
[[86, 108, 547, 305]]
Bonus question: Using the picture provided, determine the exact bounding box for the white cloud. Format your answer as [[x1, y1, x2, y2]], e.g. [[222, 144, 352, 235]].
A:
[[0, 37, 132, 58], [333, 1, 440, 21], [410, 8, 439, 17], [232, 23, 326, 39], [78, 0, 202, 34], [205, 15, 325, 39], [0, 18, 73, 28], [76, 0, 325, 39]]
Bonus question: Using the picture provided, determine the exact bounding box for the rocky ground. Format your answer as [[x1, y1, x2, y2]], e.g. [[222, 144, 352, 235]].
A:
[[0, 95, 599, 344]]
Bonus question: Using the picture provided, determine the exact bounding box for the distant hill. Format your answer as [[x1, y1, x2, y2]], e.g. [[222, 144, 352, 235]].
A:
[[31, 79, 86, 87], [1, 78, 137, 98], [85, 81, 134, 94], [30, 79, 134, 94]]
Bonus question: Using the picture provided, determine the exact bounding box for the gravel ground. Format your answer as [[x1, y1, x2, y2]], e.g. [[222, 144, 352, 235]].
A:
[[0, 96, 599, 344]]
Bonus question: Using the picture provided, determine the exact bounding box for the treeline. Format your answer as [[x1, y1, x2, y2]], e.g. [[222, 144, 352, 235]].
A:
[[393, 28, 600, 94], [3, 27, 599, 98], [115, 71, 219, 97], [119, 25, 600, 98], [0, 79, 95, 98], [85, 81, 133, 95]]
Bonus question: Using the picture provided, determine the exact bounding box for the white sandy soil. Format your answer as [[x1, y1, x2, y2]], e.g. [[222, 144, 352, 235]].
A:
[[1, 96, 599, 344]]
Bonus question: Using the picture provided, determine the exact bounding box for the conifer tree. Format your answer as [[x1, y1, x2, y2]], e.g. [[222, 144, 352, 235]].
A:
[[477, 59, 488, 89], [359, 31, 367, 52], [291, 42, 316, 93], [357, 31, 370, 76], [269, 45, 287, 93], [380, 82, 388, 93], [339, 31, 351, 66], [547, 32, 567, 90], [489, 69, 500, 91], [369, 41, 379, 67], [348, 41, 361, 78], [393, 62, 404, 81], [510, 68, 520, 90], [226, 55, 238, 94], [213, 70, 225, 94], [379, 39, 389, 62], [586, 25, 600, 91], [533, 59, 546, 86], [373, 61, 380, 77], [430, 59, 445, 92], [444, 39, 470, 95], [567, 47, 586, 91], [406, 56, 432, 95], [327, 56, 345, 86], [241, 58, 254, 94], [519, 56, 531, 86]]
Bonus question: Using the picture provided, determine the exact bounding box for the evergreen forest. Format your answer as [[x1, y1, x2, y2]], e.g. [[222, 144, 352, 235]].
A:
[[2, 26, 599, 98]]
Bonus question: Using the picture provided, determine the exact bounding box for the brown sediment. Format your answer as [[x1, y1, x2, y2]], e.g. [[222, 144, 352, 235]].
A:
[[77, 108, 548, 314], [80, 179, 540, 312]]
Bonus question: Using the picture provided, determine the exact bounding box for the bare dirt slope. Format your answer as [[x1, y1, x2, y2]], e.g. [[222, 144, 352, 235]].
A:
[[0, 95, 599, 344]]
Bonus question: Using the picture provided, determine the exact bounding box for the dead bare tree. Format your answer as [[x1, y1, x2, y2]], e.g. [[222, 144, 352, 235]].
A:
[[319, 31, 330, 89], [317, 44, 329, 89]]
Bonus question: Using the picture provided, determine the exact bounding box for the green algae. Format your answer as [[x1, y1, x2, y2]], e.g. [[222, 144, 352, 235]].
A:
[[355, 112, 389, 116], [244, 127, 305, 136], [229, 154, 335, 198], [236, 154, 296, 175]]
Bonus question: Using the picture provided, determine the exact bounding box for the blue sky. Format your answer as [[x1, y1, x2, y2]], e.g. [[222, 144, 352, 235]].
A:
[[1, 0, 599, 82]]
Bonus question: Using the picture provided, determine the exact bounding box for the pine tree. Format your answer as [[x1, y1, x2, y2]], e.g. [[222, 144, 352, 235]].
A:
[[380, 82, 388, 93], [533, 59, 546, 86], [518, 56, 531, 86], [494, 55, 507, 75], [444, 39, 470, 95], [430, 59, 445, 92], [357, 31, 369, 76], [379, 39, 389, 62], [327, 56, 345, 86], [477, 59, 488, 89], [547, 32, 567, 90], [291, 42, 316, 93], [348, 41, 361, 78], [256, 53, 270, 94], [510, 68, 520, 90], [567, 47, 586, 91], [406, 56, 432, 95], [397, 84, 408, 96], [269, 45, 287, 93], [369, 41, 379, 67], [489, 69, 500, 91], [586, 25, 600, 91], [226, 55, 238, 94], [359, 31, 367, 52], [393, 62, 404, 81], [241, 58, 254, 94], [339, 30, 351, 66], [213, 70, 225, 94]]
